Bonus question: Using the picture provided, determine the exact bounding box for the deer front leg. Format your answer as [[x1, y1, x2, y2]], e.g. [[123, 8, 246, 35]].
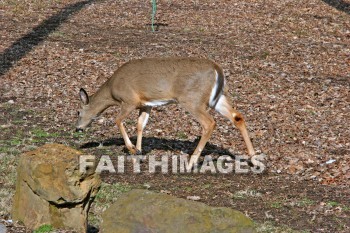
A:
[[116, 104, 137, 154], [136, 106, 151, 154]]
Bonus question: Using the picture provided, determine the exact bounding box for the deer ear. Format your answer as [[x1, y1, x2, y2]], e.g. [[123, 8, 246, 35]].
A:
[[79, 88, 89, 105]]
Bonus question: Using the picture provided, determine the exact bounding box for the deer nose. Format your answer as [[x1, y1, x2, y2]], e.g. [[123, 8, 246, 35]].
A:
[[76, 128, 84, 133]]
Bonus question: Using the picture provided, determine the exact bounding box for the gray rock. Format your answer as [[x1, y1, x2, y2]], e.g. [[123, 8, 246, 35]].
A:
[[0, 223, 6, 233], [101, 189, 256, 233]]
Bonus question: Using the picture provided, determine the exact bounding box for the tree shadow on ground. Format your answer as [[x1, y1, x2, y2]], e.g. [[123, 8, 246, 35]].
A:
[[0, 0, 95, 76], [321, 0, 350, 14], [81, 136, 256, 171]]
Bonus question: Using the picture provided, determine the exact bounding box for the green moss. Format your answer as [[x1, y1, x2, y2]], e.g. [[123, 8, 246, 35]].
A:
[[95, 183, 132, 204], [31, 129, 60, 138], [297, 198, 315, 207], [176, 131, 188, 139], [9, 137, 22, 146], [327, 201, 339, 207], [33, 224, 54, 233], [270, 201, 283, 209]]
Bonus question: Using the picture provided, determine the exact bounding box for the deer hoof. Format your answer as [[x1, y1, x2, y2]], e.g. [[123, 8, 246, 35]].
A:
[[126, 146, 137, 155]]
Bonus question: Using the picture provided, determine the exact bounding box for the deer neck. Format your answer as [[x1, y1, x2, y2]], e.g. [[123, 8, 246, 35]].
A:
[[89, 83, 115, 115]]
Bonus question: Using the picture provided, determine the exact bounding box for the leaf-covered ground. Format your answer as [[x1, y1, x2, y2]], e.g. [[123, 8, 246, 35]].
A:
[[0, 0, 349, 232]]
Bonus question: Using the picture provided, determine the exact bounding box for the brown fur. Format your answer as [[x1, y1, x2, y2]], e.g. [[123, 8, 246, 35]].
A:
[[76, 57, 255, 166]]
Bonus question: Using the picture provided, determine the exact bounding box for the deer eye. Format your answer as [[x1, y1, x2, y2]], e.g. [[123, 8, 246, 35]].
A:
[[77, 111, 80, 117]]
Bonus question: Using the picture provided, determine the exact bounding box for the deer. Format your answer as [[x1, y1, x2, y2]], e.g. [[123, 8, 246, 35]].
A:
[[76, 57, 255, 168]]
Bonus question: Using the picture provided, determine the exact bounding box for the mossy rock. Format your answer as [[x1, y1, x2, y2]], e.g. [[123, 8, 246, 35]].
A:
[[101, 189, 255, 233]]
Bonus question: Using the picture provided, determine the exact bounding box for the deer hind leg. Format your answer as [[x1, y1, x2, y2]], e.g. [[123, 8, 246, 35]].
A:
[[215, 95, 255, 156], [115, 104, 137, 154], [182, 104, 216, 168], [136, 106, 152, 154]]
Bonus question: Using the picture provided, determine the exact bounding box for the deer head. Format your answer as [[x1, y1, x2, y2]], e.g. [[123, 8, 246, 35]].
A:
[[76, 88, 95, 132]]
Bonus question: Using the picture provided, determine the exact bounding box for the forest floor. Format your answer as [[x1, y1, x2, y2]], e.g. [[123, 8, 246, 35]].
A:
[[0, 0, 349, 232]]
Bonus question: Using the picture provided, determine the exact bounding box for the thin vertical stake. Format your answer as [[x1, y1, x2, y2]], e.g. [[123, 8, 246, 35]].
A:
[[151, 0, 157, 32]]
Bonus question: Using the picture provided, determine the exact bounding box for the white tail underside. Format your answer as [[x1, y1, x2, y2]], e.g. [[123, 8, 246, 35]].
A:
[[208, 70, 219, 107]]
